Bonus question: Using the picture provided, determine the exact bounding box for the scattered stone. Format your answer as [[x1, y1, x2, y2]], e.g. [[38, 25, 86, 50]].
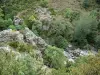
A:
[[64, 45, 97, 62], [13, 16, 23, 25]]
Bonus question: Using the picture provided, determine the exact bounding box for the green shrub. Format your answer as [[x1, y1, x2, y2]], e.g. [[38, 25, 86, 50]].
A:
[[15, 25, 25, 30], [95, 35, 100, 49], [8, 41, 34, 53], [8, 25, 25, 30], [55, 36, 68, 49], [40, 0, 48, 7], [48, 8, 57, 15], [0, 8, 4, 18], [73, 16, 98, 47], [70, 11, 80, 22], [65, 8, 80, 22], [29, 18, 73, 48], [52, 68, 68, 75], [97, 22, 100, 31], [83, 0, 90, 9], [8, 25, 16, 30], [96, 0, 100, 4], [0, 51, 38, 75], [69, 54, 100, 75], [0, 18, 13, 30], [32, 20, 42, 35], [43, 45, 67, 69], [65, 8, 72, 18]]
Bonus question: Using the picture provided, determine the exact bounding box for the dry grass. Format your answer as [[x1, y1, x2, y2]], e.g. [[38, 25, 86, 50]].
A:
[[48, 0, 83, 11]]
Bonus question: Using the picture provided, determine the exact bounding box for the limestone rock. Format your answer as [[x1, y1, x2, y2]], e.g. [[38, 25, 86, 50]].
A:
[[36, 7, 52, 22], [0, 29, 24, 43], [23, 27, 48, 50], [13, 16, 23, 25]]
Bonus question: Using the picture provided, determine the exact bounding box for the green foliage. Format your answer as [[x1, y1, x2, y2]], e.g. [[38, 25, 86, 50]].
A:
[[0, 8, 4, 18], [29, 18, 73, 48], [83, 0, 90, 9], [73, 16, 98, 47], [8, 25, 25, 30], [69, 54, 100, 75], [96, 0, 100, 4], [65, 8, 72, 18], [97, 22, 100, 31], [46, 19, 73, 48], [48, 8, 57, 15], [15, 25, 25, 30], [8, 41, 34, 53], [70, 11, 80, 22], [0, 0, 41, 19], [65, 8, 80, 22], [40, 0, 48, 7], [43, 45, 66, 69], [8, 25, 16, 30], [0, 18, 13, 30], [55, 36, 68, 49], [52, 68, 68, 75], [0, 51, 38, 75], [95, 35, 100, 49]]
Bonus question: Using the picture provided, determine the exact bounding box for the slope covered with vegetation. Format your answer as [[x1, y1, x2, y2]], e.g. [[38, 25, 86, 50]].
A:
[[0, 0, 100, 75]]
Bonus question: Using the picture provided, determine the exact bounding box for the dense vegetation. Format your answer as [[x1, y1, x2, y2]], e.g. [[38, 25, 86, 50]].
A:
[[0, 0, 100, 75]]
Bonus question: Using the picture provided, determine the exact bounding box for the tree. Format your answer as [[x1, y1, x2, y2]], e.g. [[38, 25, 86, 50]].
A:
[[73, 16, 98, 47]]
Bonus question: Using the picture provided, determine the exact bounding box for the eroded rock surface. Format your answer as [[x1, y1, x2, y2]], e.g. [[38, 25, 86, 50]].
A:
[[0, 29, 24, 43]]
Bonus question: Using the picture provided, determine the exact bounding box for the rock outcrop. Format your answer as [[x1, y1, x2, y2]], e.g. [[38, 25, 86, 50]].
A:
[[64, 45, 97, 62], [22, 27, 48, 51], [0, 27, 47, 50], [0, 28, 51, 75], [0, 29, 24, 43]]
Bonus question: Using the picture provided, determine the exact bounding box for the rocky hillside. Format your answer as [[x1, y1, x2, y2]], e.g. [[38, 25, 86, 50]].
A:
[[0, 0, 100, 75]]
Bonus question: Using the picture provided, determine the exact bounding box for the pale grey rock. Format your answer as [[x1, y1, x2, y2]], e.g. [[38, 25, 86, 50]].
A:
[[13, 16, 23, 25], [35, 7, 52, 31], [23, 27, 48, 50], [36, 7, 52, 22], [64, 46, 97, 62], [0, 29, 24, 43]]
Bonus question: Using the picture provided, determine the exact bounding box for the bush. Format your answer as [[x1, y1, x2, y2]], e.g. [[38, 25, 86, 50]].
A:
[[0, 8, 4, 18], [43, 45, 67, 69], [40, 0, 48, 7], [73, 16, 98, 47], [65, 8, 80, 22], [8, 41, 34, 53], [55, 36, 68, 49], [48, 8, 57, 15], [8, 25, 25, 30], [0, 51, 38, 75], [52, 68, 68, 75], [65, 8, 72, 18], [8, 25, 17, 30], [95, 35, 100, 49], [0, 18, 13, 30], [69, 54, 100, 75], [83, 0, 90, 9], [48, 19, 73, 44], [96, 0, 100, 4], [30, 18, 73, 48], [32, 20, 42, 35]]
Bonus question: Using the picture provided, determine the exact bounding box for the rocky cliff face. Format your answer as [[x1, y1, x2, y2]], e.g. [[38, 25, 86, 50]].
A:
[[0, 28, 98, 74], [0, 27, 47, 49], [0, 28, 52, 75], [0, 28, 97, 63]]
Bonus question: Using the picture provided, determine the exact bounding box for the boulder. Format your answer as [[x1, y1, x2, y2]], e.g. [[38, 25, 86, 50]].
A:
[[36, 7, 52, 22], [22, 27, 48, 51], [13, 16, 23, 25], [0, 29, 24, 43]]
